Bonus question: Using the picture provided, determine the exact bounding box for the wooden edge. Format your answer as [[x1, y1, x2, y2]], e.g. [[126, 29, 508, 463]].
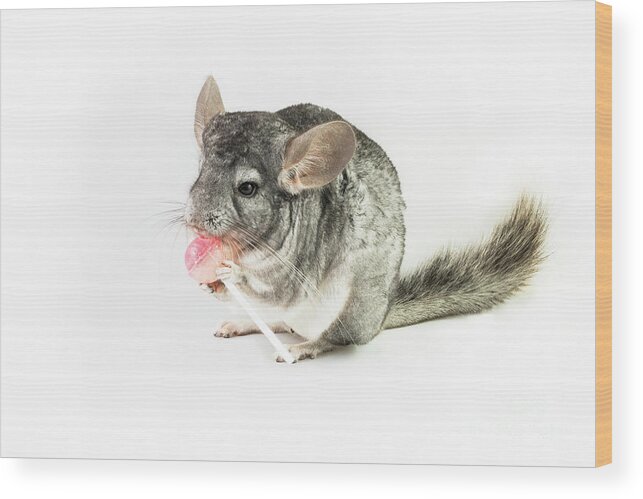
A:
[[595, 1, 612, 467]]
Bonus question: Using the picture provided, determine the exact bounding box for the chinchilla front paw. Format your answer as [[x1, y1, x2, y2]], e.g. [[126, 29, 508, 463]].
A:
[[215, 260, 244, 285], [199, 281, 229, 301]]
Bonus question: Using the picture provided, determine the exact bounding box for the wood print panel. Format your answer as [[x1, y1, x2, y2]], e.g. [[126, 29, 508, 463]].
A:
[[0, 1, 603, 466]]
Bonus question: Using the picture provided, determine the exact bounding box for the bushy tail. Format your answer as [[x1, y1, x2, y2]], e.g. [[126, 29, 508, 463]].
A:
[[384, 196, 547, 329]]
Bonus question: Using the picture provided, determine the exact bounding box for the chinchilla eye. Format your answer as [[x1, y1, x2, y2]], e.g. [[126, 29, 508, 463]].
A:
[[238, 181, 258, 197]]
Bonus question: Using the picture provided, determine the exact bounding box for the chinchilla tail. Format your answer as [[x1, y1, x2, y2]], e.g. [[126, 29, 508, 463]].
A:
[[384, 196, 547, 330]]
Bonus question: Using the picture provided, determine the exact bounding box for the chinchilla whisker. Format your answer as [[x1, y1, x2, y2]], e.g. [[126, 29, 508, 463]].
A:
[[235, 228, 357, 342], [144, 207, 186, 228], [170, 221, 190, 252], [157, 215, 187, 232], [221, 220, 310, 286], [159, 200, 187, 206], [234, 229, 355, 343], [151, 220, 180, 241], [148, 211, 189, 243], [228, 221, 326, 301], [229, 227, 354, 343]]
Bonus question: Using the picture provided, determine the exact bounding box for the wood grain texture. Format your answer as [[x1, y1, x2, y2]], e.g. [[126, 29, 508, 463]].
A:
[[595, 1, 612, 468]]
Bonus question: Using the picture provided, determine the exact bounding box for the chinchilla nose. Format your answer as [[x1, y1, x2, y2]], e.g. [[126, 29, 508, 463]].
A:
[[185, 215, 223, 237], [185, 198, 226, 235]]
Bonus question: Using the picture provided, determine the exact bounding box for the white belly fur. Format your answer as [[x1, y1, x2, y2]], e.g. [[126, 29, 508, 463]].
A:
[[229, 271, 351, 341]]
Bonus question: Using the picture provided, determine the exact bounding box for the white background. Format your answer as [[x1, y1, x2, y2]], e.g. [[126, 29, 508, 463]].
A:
[[0, 0, 641, 497]]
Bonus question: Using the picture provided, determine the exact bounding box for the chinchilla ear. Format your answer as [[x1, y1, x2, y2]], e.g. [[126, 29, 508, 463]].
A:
[[279, 121, 356, 194], [194, 76, 225, 150]]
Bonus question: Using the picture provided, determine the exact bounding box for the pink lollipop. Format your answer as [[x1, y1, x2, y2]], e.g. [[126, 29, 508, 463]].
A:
[[184, 236, 226, 284]]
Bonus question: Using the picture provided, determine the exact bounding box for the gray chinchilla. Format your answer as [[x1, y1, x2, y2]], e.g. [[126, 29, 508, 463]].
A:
[[184, 76, 547, 362]]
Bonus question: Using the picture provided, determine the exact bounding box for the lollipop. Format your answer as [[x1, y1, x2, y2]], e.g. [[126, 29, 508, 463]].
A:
[[184, 236, 227, 284], [185, 236, 295, 364]]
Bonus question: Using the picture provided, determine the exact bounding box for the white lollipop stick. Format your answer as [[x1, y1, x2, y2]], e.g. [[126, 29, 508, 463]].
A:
[[224, 280, 296, 364]]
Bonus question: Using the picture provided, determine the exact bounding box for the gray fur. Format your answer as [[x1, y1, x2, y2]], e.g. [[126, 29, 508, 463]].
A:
[[186, 83, 546, 361], [384, 196, 547, 329]]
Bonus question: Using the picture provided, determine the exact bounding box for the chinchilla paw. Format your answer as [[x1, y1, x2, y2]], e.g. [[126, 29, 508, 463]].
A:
[[214, 321, 260, 338], [216, 260, 243, 284], [275, 339, 334, 362]]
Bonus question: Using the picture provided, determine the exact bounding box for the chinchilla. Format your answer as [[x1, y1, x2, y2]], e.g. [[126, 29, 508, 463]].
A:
[[184, 76, 547, 362]]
